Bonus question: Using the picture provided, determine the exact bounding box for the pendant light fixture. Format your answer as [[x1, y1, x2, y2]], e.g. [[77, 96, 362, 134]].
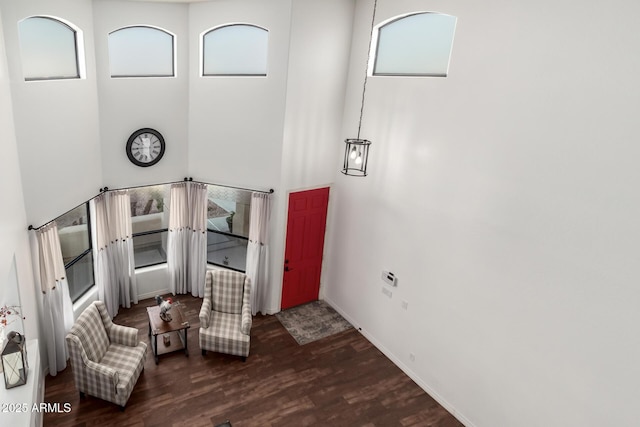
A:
[[342, 0, 377, 177]]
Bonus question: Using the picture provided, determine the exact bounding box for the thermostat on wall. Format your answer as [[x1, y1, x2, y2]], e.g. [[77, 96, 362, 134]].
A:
[[381, 271, 398, 287]]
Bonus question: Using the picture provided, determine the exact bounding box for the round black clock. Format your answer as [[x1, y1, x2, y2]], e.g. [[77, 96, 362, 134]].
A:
[[126, 128, 165, 167]]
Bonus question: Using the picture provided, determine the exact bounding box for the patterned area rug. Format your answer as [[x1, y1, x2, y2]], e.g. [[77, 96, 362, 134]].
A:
[[276, 300, 353, 345]]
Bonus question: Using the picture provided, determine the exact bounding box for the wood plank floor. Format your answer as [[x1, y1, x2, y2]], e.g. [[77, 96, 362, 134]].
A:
[[44, 295, 463, 426]]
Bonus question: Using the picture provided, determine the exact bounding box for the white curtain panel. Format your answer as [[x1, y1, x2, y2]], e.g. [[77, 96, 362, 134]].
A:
[[109, 191, 137, 310], [189, 182, 208, 297], [168, 182, 207, 295], [246, 192, 272, 315], [35, 222, 74, 376], [94, 190, 137, 318], [168, 183, 189, 294]]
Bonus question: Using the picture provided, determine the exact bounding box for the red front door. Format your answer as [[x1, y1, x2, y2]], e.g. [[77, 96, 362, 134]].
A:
[[281, 187, 330, 309]]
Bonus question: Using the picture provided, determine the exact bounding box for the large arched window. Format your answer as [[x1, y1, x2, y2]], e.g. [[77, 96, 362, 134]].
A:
[[18, 16, 84, 81], [108, 26, 175, 77], [201, 24, 268, 76], [371, 12, 457, 77]]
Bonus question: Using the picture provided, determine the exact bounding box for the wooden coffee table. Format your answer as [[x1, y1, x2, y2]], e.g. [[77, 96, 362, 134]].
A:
[[147, 303, 190, 364]]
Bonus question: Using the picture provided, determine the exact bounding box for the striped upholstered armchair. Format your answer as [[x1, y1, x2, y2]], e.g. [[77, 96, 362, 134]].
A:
[[199, 270, 252, 360], [66, 301, 147, 410]]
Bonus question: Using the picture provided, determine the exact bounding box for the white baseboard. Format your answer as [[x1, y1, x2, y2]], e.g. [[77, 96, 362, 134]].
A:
[[138, 289, 171, 301], [323, 296, 474, 427]]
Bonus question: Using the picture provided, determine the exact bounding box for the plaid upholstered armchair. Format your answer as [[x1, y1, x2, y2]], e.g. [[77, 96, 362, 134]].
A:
[[199, 270, 252, 360], [66, 301, 147, 410]]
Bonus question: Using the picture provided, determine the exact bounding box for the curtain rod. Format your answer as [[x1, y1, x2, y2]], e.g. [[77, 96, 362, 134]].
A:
[[102, 177, 274, 195], [28, 177, 274, 231]]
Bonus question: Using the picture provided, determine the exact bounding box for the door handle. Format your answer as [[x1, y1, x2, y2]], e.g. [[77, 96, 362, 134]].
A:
[[285, 266, 294, 272]]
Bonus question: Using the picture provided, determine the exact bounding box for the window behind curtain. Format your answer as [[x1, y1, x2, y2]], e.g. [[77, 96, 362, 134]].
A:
[[130, 184, 170, 268], [206, 185, 252, 272], [57, 203, 94, 302]]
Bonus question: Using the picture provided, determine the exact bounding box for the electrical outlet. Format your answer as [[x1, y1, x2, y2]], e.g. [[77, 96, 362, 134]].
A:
[[382, 287, 392, 298]]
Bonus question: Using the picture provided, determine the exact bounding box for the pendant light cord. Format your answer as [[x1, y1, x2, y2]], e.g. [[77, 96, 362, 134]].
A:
[[357, 0, 378, 140]]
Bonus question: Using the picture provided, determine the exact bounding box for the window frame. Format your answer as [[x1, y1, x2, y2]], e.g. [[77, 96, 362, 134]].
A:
[[18, 15, 83, 81], [129, 184, 170, 269], [369, 11, 457, 78], [108, 25, 176, 78], [205, 186, 252, 272], [201, 23, 269, 77], [58, 201, 95, 303], [206, 229, 249, 273]]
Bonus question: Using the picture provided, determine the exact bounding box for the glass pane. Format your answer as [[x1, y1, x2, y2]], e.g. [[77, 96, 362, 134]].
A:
[[207, 185, 251, 238], [207, 231, 247, 272], [57, 204, 90, 265], [109, 26, 174, 77], [133, 231, 167, 268], [18, 17, 79, 80], [130, 185, 169, 234], [66, 252, 94, 302], [374, 13, 456, 76], [203, 25, 268, 75]]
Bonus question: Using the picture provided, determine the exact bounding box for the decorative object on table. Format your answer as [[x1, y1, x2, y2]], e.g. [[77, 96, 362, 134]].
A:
[[163, 335, 171, 347], [341, 0, 378, 177], [0, 305, 25, 374], [125, 128, 165, 167], [1, 331, 28, 389], [155, 295, 173, 322]]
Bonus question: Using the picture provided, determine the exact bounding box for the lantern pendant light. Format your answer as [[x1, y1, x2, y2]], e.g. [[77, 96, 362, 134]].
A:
[[342, 0, 377, 177]]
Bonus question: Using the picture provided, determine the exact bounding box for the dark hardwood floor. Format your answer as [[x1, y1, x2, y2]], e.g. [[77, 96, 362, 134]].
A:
[[44, 295, 463, 426]]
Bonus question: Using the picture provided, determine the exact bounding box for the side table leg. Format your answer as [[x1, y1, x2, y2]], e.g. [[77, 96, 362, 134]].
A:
[[149, 319, 158, 364], [184, 328, 189, 357]]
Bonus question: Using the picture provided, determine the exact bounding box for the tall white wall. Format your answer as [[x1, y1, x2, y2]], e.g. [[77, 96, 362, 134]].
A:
[[0, 6, 41, 361], [273, 0, 355, 310], [0, 0, 102, 227], [93, 0, 189, 188], [325, 0, 640, 426], [187, 0, 290, 190]]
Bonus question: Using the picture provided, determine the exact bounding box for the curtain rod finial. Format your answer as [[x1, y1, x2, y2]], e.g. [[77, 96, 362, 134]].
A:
[[28, 225, 34, 231], [269, 188, 274, 193]]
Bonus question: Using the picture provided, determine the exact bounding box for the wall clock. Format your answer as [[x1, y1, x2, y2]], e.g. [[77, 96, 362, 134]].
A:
[[126, 128, 165, 167]]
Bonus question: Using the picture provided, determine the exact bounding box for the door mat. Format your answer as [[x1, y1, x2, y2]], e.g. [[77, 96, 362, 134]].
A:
[[275, 300, 353, 345]]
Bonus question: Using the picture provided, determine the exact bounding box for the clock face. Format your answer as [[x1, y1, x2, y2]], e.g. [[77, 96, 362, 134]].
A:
[[126, 128, 165, 167]]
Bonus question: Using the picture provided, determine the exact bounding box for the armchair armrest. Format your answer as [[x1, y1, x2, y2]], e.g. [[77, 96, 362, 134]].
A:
[[241, 277, 252, 335], [66, 334, 119, 397], [199, 295, 212, 329], [108, 324, 139, 347], [241, 301, 252, 335]]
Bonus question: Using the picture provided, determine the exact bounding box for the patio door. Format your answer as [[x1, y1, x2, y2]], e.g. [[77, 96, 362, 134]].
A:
[[281, 187, 329, 309]]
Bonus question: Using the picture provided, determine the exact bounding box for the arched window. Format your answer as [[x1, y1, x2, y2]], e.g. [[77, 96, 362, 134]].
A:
[[108, 26, 175, 77], [18, 16, 84, 81], [201, 24, 268, 76], [371, 12, 457, 77]]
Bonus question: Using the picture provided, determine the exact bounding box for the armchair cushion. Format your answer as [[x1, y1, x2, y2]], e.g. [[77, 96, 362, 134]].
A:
[[69, 302, 110, 363], [211, 271, 245, 314]]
